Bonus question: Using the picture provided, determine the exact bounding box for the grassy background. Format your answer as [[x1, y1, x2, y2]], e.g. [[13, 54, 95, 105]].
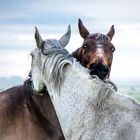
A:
[[0, 76, 140, 103], [124, 90, 140, 102]]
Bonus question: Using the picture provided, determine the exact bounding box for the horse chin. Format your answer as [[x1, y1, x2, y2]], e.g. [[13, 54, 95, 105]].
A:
[[39, 86, 47, 93], [32, 81, 47, 93]]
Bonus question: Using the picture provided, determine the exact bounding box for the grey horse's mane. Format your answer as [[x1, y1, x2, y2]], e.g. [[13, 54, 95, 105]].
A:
[[42, 39, 72, 92], [72, 59, 116, 110], [42, 39, 116, 110]]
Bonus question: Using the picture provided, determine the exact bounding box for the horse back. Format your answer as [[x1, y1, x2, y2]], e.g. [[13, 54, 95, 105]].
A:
[[0, 85, 64, 140]]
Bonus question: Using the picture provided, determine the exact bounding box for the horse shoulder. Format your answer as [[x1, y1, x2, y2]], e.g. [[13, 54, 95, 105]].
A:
[[0, 86, 21, 108]]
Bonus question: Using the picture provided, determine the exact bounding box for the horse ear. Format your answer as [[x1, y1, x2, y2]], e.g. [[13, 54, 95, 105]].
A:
[[35, 26, 43, 48], [59, 25, 71, 48], [78, 18, 90, 39], [106, 25, 115, 41]]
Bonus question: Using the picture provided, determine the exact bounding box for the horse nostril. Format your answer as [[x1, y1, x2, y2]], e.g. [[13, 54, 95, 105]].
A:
[[103, 65, 109, 72], [89, 63, 97, 70], [89, 63, 110, 79]]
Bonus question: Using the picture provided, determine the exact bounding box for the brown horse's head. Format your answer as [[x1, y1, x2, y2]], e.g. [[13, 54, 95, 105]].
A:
[[72, 19, 115, 80]]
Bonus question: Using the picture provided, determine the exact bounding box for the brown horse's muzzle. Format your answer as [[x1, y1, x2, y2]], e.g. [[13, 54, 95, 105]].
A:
[[89, 62, 110, 80]]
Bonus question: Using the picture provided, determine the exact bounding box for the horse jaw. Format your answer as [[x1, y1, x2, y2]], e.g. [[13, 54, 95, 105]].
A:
[[59, 25, 71, 48], [30, 49, 46, 92]]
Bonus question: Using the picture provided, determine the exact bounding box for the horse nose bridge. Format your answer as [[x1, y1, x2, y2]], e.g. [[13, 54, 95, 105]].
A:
[[95, 48, 105, 56], [94, 48, 108, 65]]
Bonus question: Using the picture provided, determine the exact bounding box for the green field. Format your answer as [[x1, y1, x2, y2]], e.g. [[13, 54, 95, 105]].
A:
[[125, 91, 140, 102], [112, 78, 140, 103], [117, 86, 140, 103]]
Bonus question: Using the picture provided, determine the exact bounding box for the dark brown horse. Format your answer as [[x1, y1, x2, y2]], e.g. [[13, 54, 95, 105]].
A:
[[0, 79, 64, 140], [0, 19, 115, 140], [72, 19, 115, 79]]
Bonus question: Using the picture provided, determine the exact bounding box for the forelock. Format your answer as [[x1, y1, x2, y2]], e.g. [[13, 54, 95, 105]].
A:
[[90, 33, 109, 41], [44, 39, 62, 49]]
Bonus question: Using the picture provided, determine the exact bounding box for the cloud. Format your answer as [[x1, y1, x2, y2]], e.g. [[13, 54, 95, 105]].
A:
[[1, 0, 140, 27], [0, 24, 74, 50], [0, 50, 31, 77], [0, 0, 140, 79]]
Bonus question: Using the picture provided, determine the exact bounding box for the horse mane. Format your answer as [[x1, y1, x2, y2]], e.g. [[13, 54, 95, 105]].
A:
[[90, 33, 109, 41], [23, 78, 33, 94], [91, 75, 114, 111], [42, 40, 72, 92], [72, 60, 115, 110]]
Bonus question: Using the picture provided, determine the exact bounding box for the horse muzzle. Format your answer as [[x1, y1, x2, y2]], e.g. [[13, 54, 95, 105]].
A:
[[89, 63, 110, 80]]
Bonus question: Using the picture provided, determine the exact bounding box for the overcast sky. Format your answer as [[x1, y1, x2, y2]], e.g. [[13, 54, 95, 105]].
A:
[[0, 0, 140, 80]]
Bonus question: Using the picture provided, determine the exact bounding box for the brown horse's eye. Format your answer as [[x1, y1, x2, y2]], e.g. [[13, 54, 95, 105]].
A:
[[111, 47, 115, 52]]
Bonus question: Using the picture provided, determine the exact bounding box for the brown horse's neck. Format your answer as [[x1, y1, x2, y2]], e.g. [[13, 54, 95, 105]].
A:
[[23, 79, 65, 139], [26, 95, 55, 136]]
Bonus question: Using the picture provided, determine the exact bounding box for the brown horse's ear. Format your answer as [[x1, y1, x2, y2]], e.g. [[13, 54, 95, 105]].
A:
[[78, 18, 90, 39], [35, 26, 43, 48], [106, 25, 115, 41]]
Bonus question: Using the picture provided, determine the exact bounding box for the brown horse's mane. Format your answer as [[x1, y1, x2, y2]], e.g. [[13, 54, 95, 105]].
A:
[[23, 78, 34, 96], [89, 33, 109, 41]]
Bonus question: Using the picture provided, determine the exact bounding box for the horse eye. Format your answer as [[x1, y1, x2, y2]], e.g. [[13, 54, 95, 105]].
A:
[[111, 47, 115, 52], [31, 53, 33, 57], [83, 45, 87, 49], [31, 53, 34, 58]]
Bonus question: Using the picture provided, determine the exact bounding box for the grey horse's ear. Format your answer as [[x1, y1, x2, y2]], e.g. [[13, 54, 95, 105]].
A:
[[35, 26, 43, 48], [106, 25, 115, 41], [59, 25, 71, 48]]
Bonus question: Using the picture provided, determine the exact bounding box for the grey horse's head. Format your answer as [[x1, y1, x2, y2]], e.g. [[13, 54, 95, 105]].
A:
[[30, 25, 71, 92]]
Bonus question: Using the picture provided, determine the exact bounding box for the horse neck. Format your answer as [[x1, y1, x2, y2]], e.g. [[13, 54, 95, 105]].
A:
[[41, 57, 140, 139], [23, 78, 64, 137], [45, 59, 97, 98], [26, 92, 64, 134], [44, 61, 140, 139], [26, 93, 53, 121], [44, 61, 103, 139]]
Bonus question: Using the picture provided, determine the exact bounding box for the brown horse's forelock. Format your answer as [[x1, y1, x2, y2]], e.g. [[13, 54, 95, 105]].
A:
[[89, 33, 110, 42]]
